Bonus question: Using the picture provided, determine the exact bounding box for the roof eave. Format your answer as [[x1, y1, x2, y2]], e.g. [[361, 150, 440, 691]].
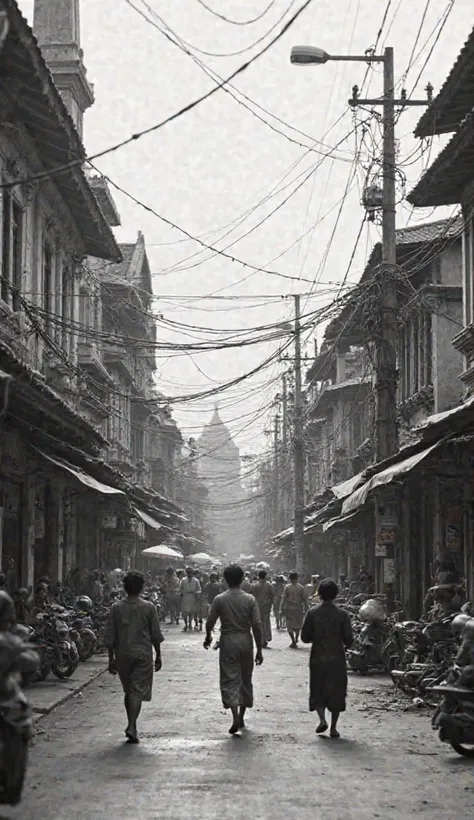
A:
[[414, 26, 474, 138]]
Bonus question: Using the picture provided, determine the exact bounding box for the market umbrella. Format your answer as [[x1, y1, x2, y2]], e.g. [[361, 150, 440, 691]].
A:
[[142, 545, 183, 560], [188, 552, 214, 565]]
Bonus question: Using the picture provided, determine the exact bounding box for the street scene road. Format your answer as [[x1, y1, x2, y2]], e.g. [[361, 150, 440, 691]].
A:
[[6, 627, 474, 820]]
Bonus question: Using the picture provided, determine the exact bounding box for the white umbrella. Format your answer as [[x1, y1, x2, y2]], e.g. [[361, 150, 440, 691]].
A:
[[142, 545, 183, 560], [188, 552, 214, 565], [256, 561, 271, 570]]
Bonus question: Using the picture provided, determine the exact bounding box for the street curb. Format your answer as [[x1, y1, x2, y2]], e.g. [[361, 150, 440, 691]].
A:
[[34, 667, 107, 721]]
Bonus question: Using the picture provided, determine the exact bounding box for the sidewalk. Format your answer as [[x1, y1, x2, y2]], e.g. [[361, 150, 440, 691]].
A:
[[30, 622, 176, 718], [29, 655, 106, 716]]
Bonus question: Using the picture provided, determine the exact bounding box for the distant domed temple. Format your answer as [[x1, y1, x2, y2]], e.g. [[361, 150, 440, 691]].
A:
[[197, 406, 245, 559]]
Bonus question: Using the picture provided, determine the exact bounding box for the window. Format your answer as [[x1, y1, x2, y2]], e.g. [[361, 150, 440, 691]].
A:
[[61, 265, 71, 353], [42, 244, 54, 337], [399, 311, 433, 400], [1, 191, 23, 309]]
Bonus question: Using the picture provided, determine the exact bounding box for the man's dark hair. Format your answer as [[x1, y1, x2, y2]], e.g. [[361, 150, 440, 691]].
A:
[[318, 578, 339, 601], [223, 564, 244, 588], [289, 570, 298, 581], [123, 571, 145, 596], [258, 569, 267, 580]]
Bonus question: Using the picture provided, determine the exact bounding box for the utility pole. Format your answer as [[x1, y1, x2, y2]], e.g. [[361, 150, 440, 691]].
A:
[[281, 373, 288, 451], [293, 294, 306, 576], [273, 413, 280, 534], [349, 47, 432, 461]]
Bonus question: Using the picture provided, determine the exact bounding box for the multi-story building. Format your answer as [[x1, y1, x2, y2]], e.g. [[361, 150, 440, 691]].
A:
[[274, 218, 465, 588], [0, 0, 182, 590]]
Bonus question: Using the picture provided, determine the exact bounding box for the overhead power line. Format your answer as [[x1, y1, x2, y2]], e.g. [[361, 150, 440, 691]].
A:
[[0, 0, 315, 192]]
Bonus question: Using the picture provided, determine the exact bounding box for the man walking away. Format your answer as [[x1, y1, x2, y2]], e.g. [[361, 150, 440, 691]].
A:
[[241, 572, 253, 593], [251, 570, 274, 647], [281, 570, 307, 649], [105, 571, 164, 744], [273, 575, 286, 629], [164, 567, 180, 625], [203, 572, 221, 606], [180, 567, 201, 632], [204, 564, 263, 735]]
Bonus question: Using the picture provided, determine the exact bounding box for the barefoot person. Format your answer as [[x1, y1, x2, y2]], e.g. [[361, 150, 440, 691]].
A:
[[301, 578, 353, 738], [105, 571, 164, 743], [281, 570, 307, 648], [204, 563, 263, 734]]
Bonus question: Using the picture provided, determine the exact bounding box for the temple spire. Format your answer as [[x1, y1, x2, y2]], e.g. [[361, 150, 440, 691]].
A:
[[33, 0, 94, 138]]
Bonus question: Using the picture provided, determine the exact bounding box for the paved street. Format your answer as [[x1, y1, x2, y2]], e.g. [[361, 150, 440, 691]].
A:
[[5, 626, 474, 820]]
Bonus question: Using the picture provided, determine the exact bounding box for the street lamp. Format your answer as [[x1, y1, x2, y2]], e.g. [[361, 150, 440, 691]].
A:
[[290, 46, 382, 65], [290, 43, 399, 469], [289, 43, 432, 588]]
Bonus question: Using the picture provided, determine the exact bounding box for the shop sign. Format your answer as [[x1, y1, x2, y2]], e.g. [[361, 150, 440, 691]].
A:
[[375, 543, 387, 557]]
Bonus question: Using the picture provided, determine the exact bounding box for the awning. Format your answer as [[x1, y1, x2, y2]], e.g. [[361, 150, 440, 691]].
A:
[[331, 470, 367, 499], [133, 506, 164, 530], [341, 441, 443, 517], [414, 394, 474, 433], [323, 508, 368, 532], [36, 450, 125, 495]]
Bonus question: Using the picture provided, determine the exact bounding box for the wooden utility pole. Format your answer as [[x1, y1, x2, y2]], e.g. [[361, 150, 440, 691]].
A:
[[293, 295, 306, 576], [349, 47, 431, 460]]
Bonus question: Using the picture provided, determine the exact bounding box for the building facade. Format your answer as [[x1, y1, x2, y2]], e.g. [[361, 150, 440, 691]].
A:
[[0, 0, 182, 592]]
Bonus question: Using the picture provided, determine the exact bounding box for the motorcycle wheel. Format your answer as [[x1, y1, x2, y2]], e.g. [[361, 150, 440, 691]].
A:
[[0, 723, 28, 806], [450, 741, 474, 758], [51, 657, 78, 679], [78, 630, 97, 662]]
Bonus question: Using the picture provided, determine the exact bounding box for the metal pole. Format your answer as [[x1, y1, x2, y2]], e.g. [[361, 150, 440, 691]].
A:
[[293, 295, 306, 576], [375, 46, 398, 462]]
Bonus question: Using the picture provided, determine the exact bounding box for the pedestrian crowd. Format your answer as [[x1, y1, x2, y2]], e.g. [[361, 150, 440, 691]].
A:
[[104, 564, 353, 743]]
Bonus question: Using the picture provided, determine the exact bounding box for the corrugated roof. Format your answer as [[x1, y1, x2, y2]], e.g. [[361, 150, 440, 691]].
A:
[[415, 26, 474, 138]]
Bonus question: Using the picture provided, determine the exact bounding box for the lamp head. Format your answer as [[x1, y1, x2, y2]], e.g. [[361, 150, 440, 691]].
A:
[[290, 46, 330, 65]]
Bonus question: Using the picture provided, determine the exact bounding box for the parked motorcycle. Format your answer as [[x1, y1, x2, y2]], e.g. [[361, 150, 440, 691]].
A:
[[391, 617, 457, 696], [0, 629, 39, 805], [430, 674, 474, 757], [347, 598, 393, 674], [28, 612, 79, 680]]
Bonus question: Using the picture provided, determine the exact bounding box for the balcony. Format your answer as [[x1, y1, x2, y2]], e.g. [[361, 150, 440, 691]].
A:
[[108, 441, 135, 476], [103, 341, 134, 381], [78, 340, 112, 383], [452, 324, 474, 389], [0, 305, 31, 363]]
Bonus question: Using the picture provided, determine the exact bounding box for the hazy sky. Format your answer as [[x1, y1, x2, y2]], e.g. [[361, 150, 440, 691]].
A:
[[20, 0, 470, 456]]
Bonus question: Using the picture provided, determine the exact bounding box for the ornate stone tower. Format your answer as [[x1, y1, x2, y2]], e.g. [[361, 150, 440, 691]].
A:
[[33, 0, 94, 137], [198, 406, 245, 559]]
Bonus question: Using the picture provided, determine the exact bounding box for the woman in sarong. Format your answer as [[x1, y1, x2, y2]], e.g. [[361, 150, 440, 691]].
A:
[[251, 570, 274, 647], [280, 570, 307, 648], [301, 578, 353, 738], [204, 564, 263, 734]]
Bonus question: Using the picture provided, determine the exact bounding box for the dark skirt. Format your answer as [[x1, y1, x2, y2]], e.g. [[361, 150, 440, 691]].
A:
[[309, 657, 348, 713]]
